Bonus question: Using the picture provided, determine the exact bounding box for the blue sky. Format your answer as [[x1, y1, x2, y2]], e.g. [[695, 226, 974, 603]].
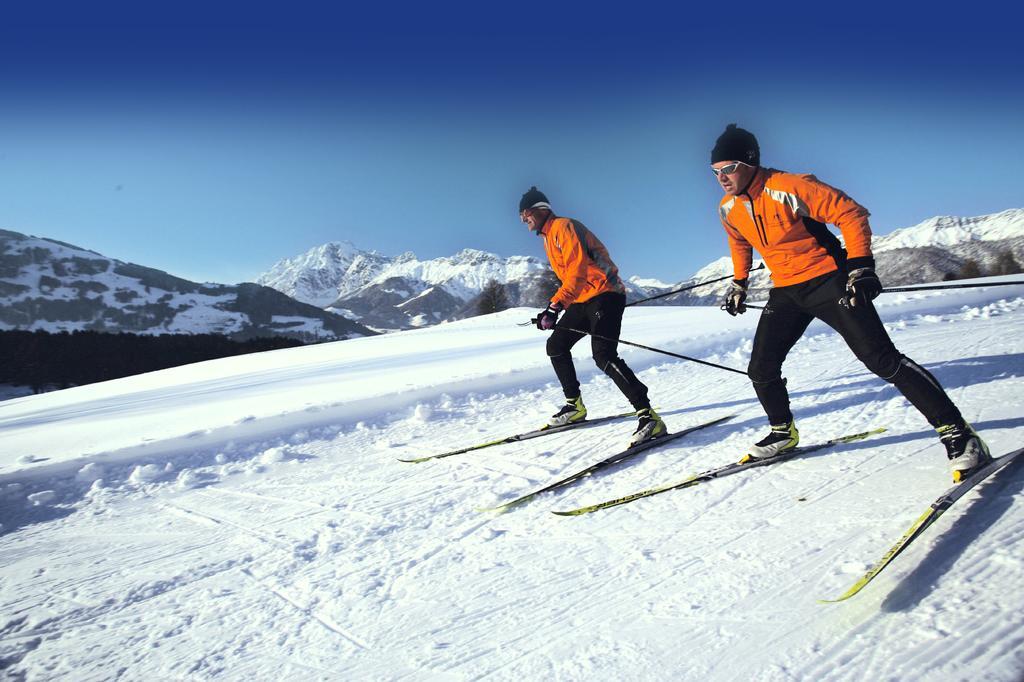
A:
[[1, 2, 1022, 285]]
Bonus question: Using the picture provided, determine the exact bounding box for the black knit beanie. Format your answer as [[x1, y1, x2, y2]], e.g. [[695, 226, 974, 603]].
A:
[[519, 186, 550, 213], [711, 124, 760, 166]]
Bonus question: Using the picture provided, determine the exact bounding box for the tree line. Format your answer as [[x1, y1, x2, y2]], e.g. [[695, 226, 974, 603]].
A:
[[945, 249, 1023, 281], [1, 330, 304, 394]]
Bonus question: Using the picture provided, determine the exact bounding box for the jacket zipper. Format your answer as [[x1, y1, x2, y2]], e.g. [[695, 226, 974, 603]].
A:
[[755, 213, 768, 247], [743, 192, 769, 248]]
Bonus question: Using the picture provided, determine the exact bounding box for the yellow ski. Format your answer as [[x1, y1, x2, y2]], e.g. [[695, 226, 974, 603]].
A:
[[822, 446, 1024, 602]]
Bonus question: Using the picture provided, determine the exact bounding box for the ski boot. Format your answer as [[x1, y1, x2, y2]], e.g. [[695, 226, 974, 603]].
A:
[[629, 408, 668, 447], [938, 422, 992, 483], [545, 396, 587, 428], [740, 421, 799, 463]]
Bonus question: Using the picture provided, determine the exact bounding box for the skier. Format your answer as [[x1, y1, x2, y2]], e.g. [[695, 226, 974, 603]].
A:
[[710, 124, 990, 482], [519, 186, 667, 446]]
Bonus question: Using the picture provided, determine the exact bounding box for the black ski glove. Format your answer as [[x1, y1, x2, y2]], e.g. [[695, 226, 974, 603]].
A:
[[535, 304, 562, 330], [721, 279, 748, 316], [839, 257, 883, 309]]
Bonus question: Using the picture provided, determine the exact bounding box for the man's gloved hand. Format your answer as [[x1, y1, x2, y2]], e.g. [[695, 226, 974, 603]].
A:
[[721, 279, 748, 316], [839, 257, 882, 309], [535, 304, 562, 330]]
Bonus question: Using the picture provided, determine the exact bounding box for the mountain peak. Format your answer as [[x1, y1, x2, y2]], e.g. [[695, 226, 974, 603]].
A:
[[874, 208, 1024, 251]]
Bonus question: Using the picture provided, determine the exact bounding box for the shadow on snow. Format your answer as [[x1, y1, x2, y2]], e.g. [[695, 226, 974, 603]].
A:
[[880, 450, 1024, 612]]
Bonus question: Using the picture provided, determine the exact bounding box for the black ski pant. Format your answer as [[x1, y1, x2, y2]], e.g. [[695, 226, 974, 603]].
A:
[[546, 292, 651, 411], [748, 270, 962, 428]]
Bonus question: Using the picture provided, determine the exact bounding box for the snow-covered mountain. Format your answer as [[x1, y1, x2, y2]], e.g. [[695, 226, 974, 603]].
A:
[[257, 244, 575, 330], [255, 241, 393, 308], [0, 229, 374, 341], [873, 209, 1024, 250], [258, 210, 1022, 329], [648, 208, 1024, 306]]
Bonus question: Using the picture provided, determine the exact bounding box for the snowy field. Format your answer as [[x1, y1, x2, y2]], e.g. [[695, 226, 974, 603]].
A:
[[1, 277, 1023, 680]]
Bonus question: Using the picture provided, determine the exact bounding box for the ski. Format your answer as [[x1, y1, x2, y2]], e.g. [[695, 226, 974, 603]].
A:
[[476, 414, 736, 513], [398, 411, 636, 463], [821, 445, 1024, 603], [552, 427, 887, 516]]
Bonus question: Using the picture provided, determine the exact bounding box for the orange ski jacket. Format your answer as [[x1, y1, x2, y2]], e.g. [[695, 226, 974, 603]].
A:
[[718, 168, 873, 287], [540, 216, 625, 309]]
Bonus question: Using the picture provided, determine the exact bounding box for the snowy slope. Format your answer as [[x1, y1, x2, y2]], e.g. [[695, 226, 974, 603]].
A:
[[1, 277, 1023, 680]]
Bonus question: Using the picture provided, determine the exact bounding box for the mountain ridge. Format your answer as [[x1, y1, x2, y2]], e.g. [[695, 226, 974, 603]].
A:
[[256, 208, 1024, 325], [3, 208, 1019, 339], [0, 229, 374, 341]]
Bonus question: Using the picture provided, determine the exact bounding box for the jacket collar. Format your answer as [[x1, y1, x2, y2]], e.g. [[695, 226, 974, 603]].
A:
[[740, 167, 768, 199], [538, 213, 557, 237]]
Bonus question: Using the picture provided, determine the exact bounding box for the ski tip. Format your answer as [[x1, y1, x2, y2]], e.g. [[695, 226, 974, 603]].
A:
[[551, 509, 584, 517], [476, 505, 510, 514], [397, 457, 428, 463], [817, 588, 861, 604]]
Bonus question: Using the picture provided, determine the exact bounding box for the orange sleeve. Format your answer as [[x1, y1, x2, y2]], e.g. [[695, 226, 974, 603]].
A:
[[794, 175, 873, 260], [721, 216, 753, 281], [550, 221, 589, 309]]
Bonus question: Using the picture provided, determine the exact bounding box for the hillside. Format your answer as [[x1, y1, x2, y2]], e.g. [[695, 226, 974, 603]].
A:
[[1, 276, 1022, 679], [0, 229, 374, 341]]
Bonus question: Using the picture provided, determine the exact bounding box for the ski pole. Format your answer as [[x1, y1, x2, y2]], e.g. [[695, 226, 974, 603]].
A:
[[540, 322, 748, 376], [731, 279, 1024, 312], [745, 278, 1024, 307], [626, 262, 766, 307], [880, 280, 1024, 294]]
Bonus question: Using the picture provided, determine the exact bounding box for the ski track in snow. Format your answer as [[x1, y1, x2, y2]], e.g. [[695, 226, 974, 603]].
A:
[[1, 288, 1023, 680]]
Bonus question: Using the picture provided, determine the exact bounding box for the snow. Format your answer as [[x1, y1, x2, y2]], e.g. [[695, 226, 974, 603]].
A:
[[255, 241, 390, 307], [165, 294, 246, 334], [257, 241, 548, 307], [688, 256, 770, 282], [396, 286, 437, 307], [1, 277, 1023, 679], [628, 276, 674, 289], [1, 230, 364, 339], [872, 208, 1024, 251]]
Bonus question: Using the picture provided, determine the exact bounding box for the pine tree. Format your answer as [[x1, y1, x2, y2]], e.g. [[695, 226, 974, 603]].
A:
[[529, 268, 562, 307], [477, 279, 510, 315], [957, 258, 983, 279], [994, 249, 1022, 275]]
